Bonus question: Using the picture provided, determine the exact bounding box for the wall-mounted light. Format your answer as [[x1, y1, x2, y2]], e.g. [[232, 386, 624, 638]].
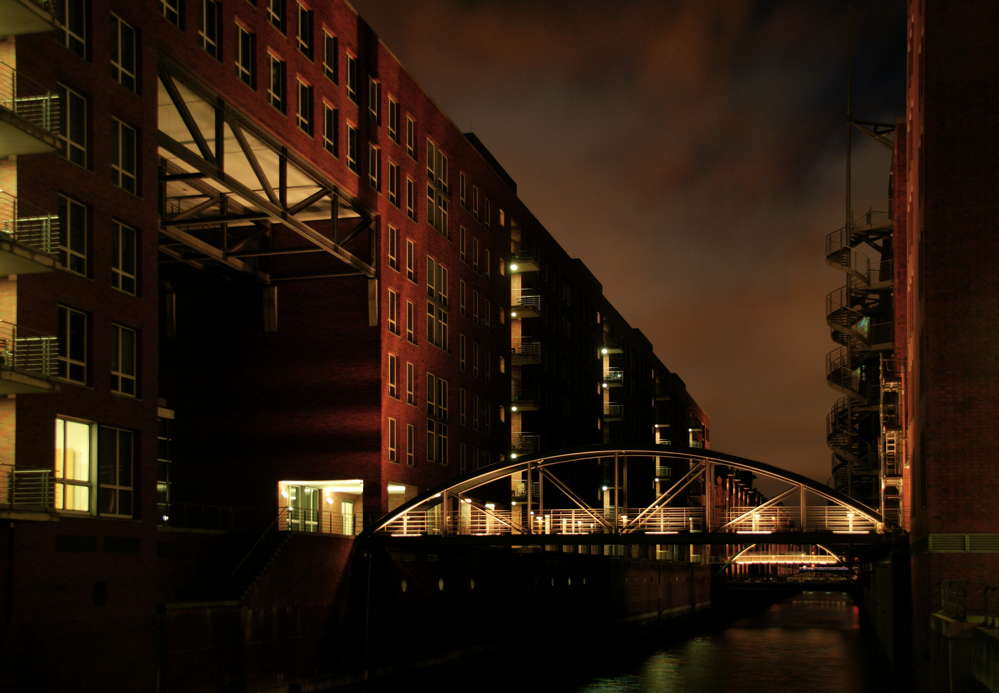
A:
[[510, 263, 519, 271]]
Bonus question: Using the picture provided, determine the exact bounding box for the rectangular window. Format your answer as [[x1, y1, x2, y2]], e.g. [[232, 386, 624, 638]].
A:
[[472, 394, 479, 430], [236, 25, 256, 88], [267, 55, 286, 112], [459, 334, 466, 370], [296, 80, 313, 134], [472, 238, 479, 273], [460, 442, 467, 474], [111, 221, 137, 295], [55, 417, 92, 513], [346, 54, 357, 102], [159, 0, 181, 28], [485, 249, 491, 280], [58, 84, 87, 168], [484, 298, 491, 332], [472, 342, 479, 378], [472, 186, 479, 220], [99, 427, 134, 517], [388, 162, 399, 206], [460, 227, 467, 263], [388, 99, 399, 142], [387, 226, 398, 270], [346, 123, 358, 173], [267, 0, 285, 32], [406, 362, 415, 405], [368, 78, 380, 123], [406, 301, 415, 343], [368, 145, 380, 190], [406, 240, 415, 282], [460, 388, 467, 425], [427, 419, 436, 463], [388, 353, 398, 398], [485, 349, 491, 382], [58, 195, 87, 276], [199, 0, 221, 59], [485, 199, 491, 232], [58, 0, 86, 58], [406, 424, 414, 466], [57, 305, 87, 384], [323, 31, 337, 82], [406, 178, 415, 220], [322, 104, 338, 155], [388, 418, 397, 462], [426, 373, 436, 417], [484, 400, 491, 434], [459, 281, 466, 317], [460, 173, 466, 208], [110, 15, 138, 92], [406, 117, 415, 159], [111, 324, 137, 397], [388, 290, 399, 335], [111, 119, 138, 194], [296, 3, 313, 58]]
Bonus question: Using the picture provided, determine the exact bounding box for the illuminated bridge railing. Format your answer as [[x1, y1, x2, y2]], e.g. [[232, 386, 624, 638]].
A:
[[721, 506, 877, 534]]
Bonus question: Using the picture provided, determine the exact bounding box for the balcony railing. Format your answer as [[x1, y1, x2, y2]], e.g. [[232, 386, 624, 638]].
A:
[[509, 249, 540, 272], [603, 368, 624, 383], [511, 388, 540, 410], [5, 466, 52, 509], [0, 190, 59, 255], [513, 433, 540, 452], [0, 60, 60, 134], [513, 341, 542, 364], [604, 403, 623, 419], [511, 292, 541, 318], [0, 319, 58, 376]]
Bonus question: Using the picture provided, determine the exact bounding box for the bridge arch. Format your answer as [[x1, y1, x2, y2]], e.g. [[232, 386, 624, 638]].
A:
[[362, 445, 899, 541]]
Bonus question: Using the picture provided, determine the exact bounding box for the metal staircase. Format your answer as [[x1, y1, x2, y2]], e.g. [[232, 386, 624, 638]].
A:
[[825, 203, 894, 507]]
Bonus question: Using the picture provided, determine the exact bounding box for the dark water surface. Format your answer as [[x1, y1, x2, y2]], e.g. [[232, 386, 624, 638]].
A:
[[570, 592, 894, 693]]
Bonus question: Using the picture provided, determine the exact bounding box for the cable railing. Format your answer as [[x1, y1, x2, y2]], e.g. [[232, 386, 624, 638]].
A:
[[603, 367, 624, 383], [0, 319, 57, 377], [0, 60, 60, 136], [512, 292, 541, 311], [513, 340, 542, 359], [513, 433, 540, 452], [280, 508, 363, 535], [604, 403, 623, 418]]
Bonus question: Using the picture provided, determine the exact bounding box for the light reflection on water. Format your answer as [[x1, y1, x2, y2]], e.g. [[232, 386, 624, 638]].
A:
[[572, 592, 891, 693]]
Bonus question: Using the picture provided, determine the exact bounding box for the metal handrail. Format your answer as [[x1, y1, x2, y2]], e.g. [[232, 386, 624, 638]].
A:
[[5, 466, 52, 509], [513, 293, 541, 310], [511, 388, 539, 405], [513, 433, 540, 451], [0, 61, 60, 135], [514, 341, 541, 357], [0, 190, 59, 255], [603, 368, 624, 382], [604, 403, 623, 417], [0, 319, 57, 376]]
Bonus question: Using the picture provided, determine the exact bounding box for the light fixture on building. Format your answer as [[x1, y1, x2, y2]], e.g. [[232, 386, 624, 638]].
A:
[[510, 263, 518, 271]]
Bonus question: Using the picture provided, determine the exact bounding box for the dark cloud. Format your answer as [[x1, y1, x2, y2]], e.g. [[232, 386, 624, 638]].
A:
[[350, 0, 906, 484]]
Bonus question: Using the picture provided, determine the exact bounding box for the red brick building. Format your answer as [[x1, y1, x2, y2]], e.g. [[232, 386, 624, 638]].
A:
[[0, 1, 708, 689]]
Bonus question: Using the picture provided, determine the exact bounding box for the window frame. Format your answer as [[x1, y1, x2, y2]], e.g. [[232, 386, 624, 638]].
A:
[[322, 103, 338, 156], [387, 289, 399, 335], [406, 117, 415, 159], [387, 226, 398, 270], [388, 98, 399, 142], [406, 177, 415, 220], [406, 300, 415, 344], [98, 426, 134, 518], [296, 79, 313, 134], [296, 3, 313, 58], [111, 220, 138, 296], [199, 0, 222, 60], [406, 361, 415, 405], [58, 0, 87, 58], [110, 323, 137, 397], [58, 84, 87, 168], [368, 144, 380, 190], [54, 417, 93, 513], [267, 0, 285, 32], [346, 123, 358, 173], [388, 353, 398, 398], [267, 54, 286, 113], [111, 118, 138, 195], [57, 305, 87, 385], [406, 240, 415, 282], [388, 161, 399, 206], [346, 53, 357, 103], [110, 14, 138, 92], [322, 31, 337, 82], [368, 77, 380, 123], [236, 24, 256, 88], [58, 195, 88, 276], [159, 0, 181, 28]]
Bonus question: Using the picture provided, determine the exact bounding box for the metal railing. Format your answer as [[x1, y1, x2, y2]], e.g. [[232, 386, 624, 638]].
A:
[[511, 388, 539, 407], [604, 403, 623, 418], [0, 60, 60, 135], [513, 341, 541, 358], [603, 368, 624, 383], [513, 433, 540, 452], [850, 200, 892, 228], [0, 320, 58, 376], [5, 466, 52, 509], [0, 190, 59, 255], [279, 508, 364, 535]]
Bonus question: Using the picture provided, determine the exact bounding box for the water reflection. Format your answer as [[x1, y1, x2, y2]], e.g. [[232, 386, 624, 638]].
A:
[[573, 592, 892, 693]]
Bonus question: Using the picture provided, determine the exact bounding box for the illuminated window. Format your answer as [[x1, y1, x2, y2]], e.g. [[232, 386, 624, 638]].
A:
[[111, 221, 137, 295], [55, 417, 92, 513], [111, 324, 137, 396], [111, 15, 138, 91]]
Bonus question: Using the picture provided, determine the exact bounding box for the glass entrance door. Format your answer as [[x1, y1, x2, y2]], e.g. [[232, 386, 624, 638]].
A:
[[288, 485, 319, 532]]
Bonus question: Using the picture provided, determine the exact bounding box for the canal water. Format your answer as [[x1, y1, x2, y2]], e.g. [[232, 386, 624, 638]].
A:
[[567, 591, 895, 693]]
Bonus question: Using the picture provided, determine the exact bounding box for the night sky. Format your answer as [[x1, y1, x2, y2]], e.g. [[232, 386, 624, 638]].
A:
[[349, 0, 907, 486]]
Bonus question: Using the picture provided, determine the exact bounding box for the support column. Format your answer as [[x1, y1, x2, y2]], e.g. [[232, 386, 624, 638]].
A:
[[704, 460, 713, 532]]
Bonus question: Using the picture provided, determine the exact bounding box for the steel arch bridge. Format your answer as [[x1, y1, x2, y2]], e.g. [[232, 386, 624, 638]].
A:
[[361, 446, 905, 564]]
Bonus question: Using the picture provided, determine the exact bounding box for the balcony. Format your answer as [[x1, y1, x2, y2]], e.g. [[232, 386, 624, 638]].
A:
[[655, 465, 673, 480], [512, 340, 542, 366], [0, 320, 59, 394], [0, 0, 58, 37], [511, 388, 540, 411], [603, 402, 623, 421], [511, 480, 539, 503], [600, 338, 623, 355], [2, 466, 58, 519], [0, 61, 61, 156], [603, 367, 624, 387], [511, 292, 540, 319], [0, 191, 59, 274], [509, 249, 539, 273], [512, 433, 540, 454]]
